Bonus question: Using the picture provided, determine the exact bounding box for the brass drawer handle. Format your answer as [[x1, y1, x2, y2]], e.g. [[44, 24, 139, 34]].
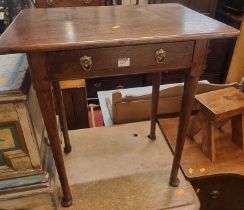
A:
[[80, 56, 92, 72], [155, 48, 166, 64], [83, 0, 92, 4]]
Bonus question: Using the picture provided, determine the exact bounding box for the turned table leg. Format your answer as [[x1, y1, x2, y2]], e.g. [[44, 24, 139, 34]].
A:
[[169, 40, 208, 186], [28, 53, 72, 207], [149, 72, 162, 140], [36, 90, 72, 206], [170, 74, 199, 186], [53, 81, 72, 154]]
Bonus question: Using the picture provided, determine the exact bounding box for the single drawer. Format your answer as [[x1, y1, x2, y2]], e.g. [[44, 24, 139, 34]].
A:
[[48, 41, 194, 81], [35, 0, 105, 7]]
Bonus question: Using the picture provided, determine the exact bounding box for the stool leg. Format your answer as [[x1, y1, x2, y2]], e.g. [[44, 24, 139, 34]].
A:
[[187, 111, 204, 139], [53, 81, 72, 154], [231, 114, 244, 150], [202, 119, 216, 162]]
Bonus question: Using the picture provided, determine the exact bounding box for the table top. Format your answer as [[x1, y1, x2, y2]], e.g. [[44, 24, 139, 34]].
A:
[[0, 4, 239, 53]]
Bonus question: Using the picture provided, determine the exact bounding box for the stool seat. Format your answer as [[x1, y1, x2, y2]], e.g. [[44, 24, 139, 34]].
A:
[[195, 87, 244, 162], [196, 87, 244, 122]]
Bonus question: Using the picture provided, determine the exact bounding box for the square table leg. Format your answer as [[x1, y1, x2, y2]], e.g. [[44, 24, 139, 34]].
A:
[[201, 119, 216, 162]]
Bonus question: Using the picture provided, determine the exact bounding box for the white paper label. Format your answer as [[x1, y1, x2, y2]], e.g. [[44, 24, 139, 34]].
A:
[[118, 58, 130, 68]]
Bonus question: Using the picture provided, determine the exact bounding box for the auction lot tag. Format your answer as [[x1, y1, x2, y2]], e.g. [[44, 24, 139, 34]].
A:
[[118, 58, 130, 68]]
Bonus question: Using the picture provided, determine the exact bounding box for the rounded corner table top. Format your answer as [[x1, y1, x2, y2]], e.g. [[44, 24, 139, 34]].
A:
[[0, 4, 239, 53]]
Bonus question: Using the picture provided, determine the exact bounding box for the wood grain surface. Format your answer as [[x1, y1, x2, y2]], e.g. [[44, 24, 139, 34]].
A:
[[47, 41, 194, 80], [196, 87, 244, 121], [0, 4, 239, 53], [1, 3, 239, 206], [159, 117, 244, 179]]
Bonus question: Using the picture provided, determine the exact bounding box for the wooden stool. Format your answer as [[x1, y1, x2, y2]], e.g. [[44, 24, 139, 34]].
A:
[[195, 87, 244, 162]]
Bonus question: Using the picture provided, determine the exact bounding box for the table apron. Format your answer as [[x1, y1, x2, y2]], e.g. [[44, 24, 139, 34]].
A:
[[47, 41, 194, 81]]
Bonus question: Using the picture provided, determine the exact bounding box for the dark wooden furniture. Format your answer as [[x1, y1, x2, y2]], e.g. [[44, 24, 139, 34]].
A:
[[147, 0, 218, 16], [192, 175, 244, 210], [0, 4, 238, 207], [35, 0, 105, 7]]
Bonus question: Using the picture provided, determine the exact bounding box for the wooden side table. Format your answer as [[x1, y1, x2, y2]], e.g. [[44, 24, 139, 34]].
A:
[[0, 4, 239, 207], [195, 87, 244, 162]]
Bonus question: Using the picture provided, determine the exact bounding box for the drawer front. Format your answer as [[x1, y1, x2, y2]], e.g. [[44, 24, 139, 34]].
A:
[[35, 0, 105, 8], [48, 41, 194, 80]]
